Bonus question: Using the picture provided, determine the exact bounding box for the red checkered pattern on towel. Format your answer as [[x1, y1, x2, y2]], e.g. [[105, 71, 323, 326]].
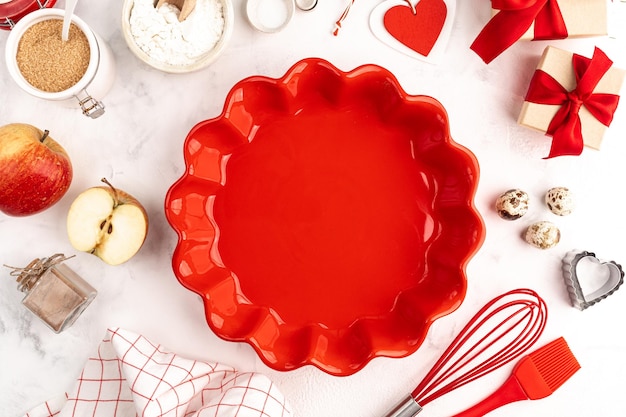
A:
[[23, 328, 292, 417]]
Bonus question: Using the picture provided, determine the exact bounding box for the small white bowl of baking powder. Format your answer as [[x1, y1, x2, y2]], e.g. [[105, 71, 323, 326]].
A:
[[122, 0, 233, 73]]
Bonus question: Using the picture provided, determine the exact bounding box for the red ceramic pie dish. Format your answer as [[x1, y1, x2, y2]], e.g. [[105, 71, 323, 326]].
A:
[[165, 58, 485, 376]]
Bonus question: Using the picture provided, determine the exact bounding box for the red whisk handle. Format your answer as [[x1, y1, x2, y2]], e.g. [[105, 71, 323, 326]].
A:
[[450, 374, 529, 417]]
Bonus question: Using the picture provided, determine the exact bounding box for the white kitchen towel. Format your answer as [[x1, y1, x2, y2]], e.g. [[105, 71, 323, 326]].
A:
[[23, 327, 292, 417]]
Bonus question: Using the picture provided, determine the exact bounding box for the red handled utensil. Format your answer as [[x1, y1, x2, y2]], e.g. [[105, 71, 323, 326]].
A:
[[450, 336, 580, 417], [382, 288, 548, 417]]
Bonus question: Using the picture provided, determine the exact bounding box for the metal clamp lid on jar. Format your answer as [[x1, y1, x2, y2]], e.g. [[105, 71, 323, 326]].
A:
[[75, 88, 105, 118], [0, 0, 56, 30]]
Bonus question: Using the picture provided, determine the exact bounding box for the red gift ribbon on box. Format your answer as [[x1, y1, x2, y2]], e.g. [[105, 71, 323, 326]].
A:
[[525, 47, 620, 159], [471, 0, 568, 63]]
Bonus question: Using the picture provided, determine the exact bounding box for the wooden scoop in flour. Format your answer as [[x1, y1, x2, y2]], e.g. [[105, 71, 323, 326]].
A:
[[155, 0, 197, 21]]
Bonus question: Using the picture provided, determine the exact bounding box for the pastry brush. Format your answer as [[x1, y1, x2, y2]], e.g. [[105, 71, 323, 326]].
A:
[[450, 337, 580, 417]]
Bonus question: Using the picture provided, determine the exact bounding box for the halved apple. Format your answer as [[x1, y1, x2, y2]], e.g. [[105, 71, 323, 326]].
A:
[[67, 178, 149, 265]]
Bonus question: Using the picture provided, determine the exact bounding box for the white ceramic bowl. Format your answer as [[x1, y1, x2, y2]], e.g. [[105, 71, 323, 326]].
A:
[[245, 0, 294, 33], [121, 0, 233, 74]]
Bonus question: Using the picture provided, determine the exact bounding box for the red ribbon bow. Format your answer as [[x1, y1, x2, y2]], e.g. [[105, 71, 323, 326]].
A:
[[525, 47, 620, 158], [471, 0, 568, 64]]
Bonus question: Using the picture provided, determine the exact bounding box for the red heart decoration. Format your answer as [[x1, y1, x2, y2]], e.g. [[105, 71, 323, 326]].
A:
[[383, 0, 447, 57]]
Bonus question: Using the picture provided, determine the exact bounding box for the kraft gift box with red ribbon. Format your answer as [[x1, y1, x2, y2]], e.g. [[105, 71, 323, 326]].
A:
[[472, 0, 608, 64], [518, 46, 625, 159]]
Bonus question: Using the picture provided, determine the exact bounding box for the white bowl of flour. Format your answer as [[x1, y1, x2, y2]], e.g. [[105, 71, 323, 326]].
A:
[[122, 0, 233, 73]]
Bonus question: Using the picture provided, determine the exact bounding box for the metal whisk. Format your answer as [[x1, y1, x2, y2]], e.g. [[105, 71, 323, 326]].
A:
[[382, 288, 548, 417]]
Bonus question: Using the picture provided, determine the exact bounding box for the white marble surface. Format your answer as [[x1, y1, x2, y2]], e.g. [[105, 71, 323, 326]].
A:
[[2, 1, 626, 416]]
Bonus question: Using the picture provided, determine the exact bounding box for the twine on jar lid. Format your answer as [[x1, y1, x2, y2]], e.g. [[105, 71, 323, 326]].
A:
[[4, 253, 75, 292]]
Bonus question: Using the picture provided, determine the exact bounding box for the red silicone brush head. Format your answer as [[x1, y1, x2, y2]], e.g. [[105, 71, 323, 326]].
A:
[[514, 337, 581, 400]]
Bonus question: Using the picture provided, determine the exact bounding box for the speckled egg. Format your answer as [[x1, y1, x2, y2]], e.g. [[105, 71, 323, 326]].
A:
[[545, 187, 574, 216], [495, 189, 529, 220], [524, 221, 560, 249]]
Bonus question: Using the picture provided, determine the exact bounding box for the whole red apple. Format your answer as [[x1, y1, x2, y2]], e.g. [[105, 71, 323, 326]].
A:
[[0, 123, 73, 216]]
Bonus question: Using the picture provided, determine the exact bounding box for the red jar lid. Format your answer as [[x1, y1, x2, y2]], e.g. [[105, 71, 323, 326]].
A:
[[0, 0, 57, 30]]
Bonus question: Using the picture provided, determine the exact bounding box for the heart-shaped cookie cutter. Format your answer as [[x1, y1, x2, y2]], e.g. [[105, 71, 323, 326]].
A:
[[562, 250, 624, 310]]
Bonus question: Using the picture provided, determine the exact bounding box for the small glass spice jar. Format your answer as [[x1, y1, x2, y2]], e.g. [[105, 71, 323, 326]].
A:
[[9, 254, 97, 333]]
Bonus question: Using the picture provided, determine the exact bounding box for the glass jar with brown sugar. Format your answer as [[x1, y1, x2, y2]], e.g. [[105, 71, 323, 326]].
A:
[[4, 9, 116, 118], [15, 17, 91, 93], [7, 254, 97, 333]]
